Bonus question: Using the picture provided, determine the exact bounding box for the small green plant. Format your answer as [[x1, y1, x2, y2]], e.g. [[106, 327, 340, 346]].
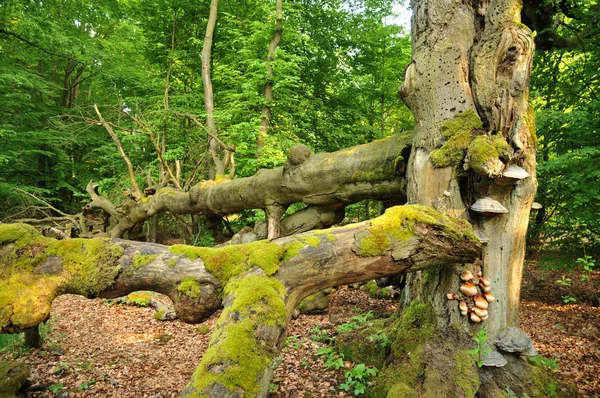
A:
[[48, 384, 65, 393], [576, 255, 596, 281], [561, 295, 577, 303], [316, 346, 345, 369], [553, 323, 565, 330], [196, 325, 211, 334], [0, 333, 26, 357], [468, 328, 492, 367], [310, 326, 333, 343], [192, 230, 215, 247], [77, 378, 97, 390], [337, 311, 374, 333], [53, 362, 70, 375], [529, 355, 559, 371], [339, 363, 378, 396], [555, 275, 572, 286], [366, 333, 390, 349]]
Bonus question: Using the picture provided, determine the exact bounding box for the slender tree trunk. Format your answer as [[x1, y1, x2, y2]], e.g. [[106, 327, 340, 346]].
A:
[[201, 0, 222, 179], [257, 0, 284, 158]]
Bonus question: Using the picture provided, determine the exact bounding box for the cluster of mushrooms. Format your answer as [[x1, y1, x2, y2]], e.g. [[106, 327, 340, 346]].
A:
[[447, 269, 495, 323]]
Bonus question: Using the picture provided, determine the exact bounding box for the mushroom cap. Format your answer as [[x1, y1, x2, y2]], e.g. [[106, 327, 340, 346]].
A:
[[502, 165, 530, 179], [460, 270, 474, 281], [470, 313, 482, 323], [460, 282, 478, 297], [484, 293, 496, 302], [474, 294, 489, 309], [531, 202, 543, 210], [471, 197, 508, 215], [495, 165, 531, 186], [474, 307, 488, 318], [459, 300, 468, 312]]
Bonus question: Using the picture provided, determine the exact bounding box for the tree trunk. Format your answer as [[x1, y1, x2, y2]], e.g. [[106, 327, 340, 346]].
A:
[[85, 133, 410, 238], [257, 0, 283, 158], [372, 0, 547, 396], [1, 205, 480, 397], [201, 0, 223, 179]]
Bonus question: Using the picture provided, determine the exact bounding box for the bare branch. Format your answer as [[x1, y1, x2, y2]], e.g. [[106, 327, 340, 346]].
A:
[[94, 104, 143, 199]]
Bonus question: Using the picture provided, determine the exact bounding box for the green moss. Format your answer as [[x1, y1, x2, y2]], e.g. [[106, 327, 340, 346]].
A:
[[0, 224, 52, 272], [430, 129, 473, 168], [133, 254, 157, 269], [281, 241, 305, 262], [190, 275, 286, 396], [46, 238, 124, 297], [196, 325, 211, 334], [170, 240, 286, 285], [440, 111, 483, 138], [127, 291, 154, 306], [370, 356, 425, 398], [430, 111, 483, 168], [168, 258, 178, 267], [526, 106, 538, 147], [390, 301, 436, 356], [0, 273, 64, 329], [451, 350, 479, 397], [362, 281, 391, 299], [386, 382, 416, 398], [301, 236, 321, 248], [312, 230, 337, 242], [177, 277, 202, 300], [0, 360, 30, 396], [466, 134, 511, 176], [356, 205, 478, 257], [154, 309, 166, 320]]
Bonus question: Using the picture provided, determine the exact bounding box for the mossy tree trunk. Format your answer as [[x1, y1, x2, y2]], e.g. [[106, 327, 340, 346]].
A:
[[85, 134, 410, 239], [1, 206, 480, 396], [372, 0, 551, 396]]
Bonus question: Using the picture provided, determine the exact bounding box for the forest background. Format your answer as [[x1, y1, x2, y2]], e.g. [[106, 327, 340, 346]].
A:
[[0, 0, 598, 274]]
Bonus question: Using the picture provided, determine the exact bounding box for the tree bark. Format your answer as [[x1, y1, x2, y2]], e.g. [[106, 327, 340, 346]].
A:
[[85, 133, 410, 238], [386, 0, 542, 396], [257, 0, 284, 158], [201, 0, 223, 179], [1, 205, 480, 397]]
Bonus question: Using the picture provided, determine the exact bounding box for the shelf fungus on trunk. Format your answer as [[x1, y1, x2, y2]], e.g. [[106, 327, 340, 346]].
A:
[[494, 164, 531, 186], [470, 197, 508, 216]]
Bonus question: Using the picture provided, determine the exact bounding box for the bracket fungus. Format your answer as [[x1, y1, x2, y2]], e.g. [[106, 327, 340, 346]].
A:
[[494, 164, 531, 186], [471, 197, 508, 216], [531, 202, 543, 211]]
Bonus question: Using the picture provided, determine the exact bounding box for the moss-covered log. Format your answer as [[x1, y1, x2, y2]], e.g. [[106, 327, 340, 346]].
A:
[[87, 133, 411, 238], [0, 204, 480, 397]]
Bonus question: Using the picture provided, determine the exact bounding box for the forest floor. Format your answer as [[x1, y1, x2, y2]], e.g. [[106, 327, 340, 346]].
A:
[[1, 255, 599, 398]]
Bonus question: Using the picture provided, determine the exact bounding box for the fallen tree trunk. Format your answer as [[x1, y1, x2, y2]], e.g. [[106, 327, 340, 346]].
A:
[[86, 133, 411, 238], [0, 204, 479, 396]]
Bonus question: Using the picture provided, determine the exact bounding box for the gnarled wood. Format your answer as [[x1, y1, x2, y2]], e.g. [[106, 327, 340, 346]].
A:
[[87, 133, 411, 238]]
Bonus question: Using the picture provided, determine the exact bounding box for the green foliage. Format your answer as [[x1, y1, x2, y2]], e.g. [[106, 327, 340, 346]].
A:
[[310, 326, 334, 344], [336, 311, 374, 333], [339, 363, 378, 396], [467, 328, 492, 368], [528, 355, 559, 371], [316, 346, 346, 370], [576, 255, 596, 282], [529, 2, 600, 254], [366, 333, 390, 349]]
